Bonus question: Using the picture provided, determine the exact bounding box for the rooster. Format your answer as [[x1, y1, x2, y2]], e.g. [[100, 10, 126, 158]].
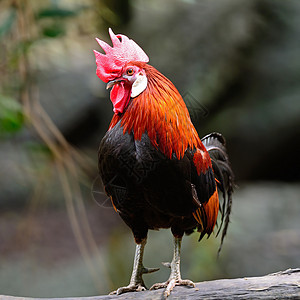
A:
[[94, 29, 234, 298]]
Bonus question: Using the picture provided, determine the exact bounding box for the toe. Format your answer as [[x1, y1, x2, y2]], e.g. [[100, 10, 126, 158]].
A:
[[164, 279, 176, 297], [179, 279, 195, 287], [110, 284, 146, 295], [109, 290, 117, 295], [150, 281, 168, 290], [150, 278, 195, 297]]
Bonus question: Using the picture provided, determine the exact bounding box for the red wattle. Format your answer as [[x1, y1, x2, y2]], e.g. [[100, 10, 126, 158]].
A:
[[110, 82, 131, 114]]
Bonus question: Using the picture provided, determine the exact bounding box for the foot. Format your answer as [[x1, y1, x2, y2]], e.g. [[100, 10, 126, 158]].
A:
[[111, 239, 159, 295], [110, 283, 146, 295], [150, 278, 195, 298], [110, 266, 159, 295]]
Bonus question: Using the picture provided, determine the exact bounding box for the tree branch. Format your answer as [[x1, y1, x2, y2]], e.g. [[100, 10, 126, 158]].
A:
[[1, 268, 300, 300]]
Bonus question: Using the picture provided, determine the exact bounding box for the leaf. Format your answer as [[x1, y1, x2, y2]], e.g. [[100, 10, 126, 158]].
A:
[[36, 7, 85, 19], [0, 95, 24, 136], [42, 23, 65, 38]]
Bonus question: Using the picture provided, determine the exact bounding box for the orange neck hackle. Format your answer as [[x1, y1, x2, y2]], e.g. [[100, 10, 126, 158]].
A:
[[109, 64, 208, 160]]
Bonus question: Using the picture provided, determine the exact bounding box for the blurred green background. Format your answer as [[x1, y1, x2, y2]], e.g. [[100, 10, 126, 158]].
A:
[[0, 0, 299, 297]]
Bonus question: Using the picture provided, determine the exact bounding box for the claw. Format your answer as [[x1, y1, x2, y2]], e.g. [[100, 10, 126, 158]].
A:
[[162, 262, 171, 268], [142, 266, 160, 274]]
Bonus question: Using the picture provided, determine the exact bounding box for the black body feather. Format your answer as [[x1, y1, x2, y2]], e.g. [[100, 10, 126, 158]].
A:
[[98, 120, 219, 242]]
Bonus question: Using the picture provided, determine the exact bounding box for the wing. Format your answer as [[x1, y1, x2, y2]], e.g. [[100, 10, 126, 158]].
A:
[[188, 145, 219, 240]]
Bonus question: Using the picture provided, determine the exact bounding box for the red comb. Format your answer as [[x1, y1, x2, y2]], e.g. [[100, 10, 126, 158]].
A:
[[94, 28, 149, 83]]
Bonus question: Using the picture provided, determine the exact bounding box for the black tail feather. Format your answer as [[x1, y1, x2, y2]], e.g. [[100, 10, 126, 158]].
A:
[[201, 132, 234, 254]]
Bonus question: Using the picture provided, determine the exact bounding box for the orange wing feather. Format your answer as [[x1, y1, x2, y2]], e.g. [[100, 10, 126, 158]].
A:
[[203, 188, 219, 234]]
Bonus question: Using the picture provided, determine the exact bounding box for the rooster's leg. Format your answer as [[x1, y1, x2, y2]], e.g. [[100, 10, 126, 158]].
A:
[[110, 238, 159, 295], [150, 236, 195, 297]]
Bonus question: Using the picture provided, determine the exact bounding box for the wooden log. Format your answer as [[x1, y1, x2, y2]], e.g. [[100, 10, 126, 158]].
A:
[[1, 268, 299, 300]]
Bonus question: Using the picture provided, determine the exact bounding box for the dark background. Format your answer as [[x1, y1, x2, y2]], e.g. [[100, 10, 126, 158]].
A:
[[0, 0, 299, 297]]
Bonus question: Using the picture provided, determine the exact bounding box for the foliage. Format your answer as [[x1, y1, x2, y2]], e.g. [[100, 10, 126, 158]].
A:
[[0, 0, 102, 294], [0, 95, 24, 136], [0, 0, 90, 138]]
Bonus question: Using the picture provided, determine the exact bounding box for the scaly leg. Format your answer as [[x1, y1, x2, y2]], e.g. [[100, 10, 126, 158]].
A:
[[110, 238, 159, 295], [150, 236, 195, 298]]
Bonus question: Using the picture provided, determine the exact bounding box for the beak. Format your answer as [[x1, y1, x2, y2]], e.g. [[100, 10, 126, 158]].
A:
[[106, 78, 123, 90]]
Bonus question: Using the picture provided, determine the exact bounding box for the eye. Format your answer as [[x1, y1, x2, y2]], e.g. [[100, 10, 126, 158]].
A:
[[126, 68, 134, 76]]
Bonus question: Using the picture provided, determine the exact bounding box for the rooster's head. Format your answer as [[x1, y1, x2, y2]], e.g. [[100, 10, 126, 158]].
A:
[[94, 29, 149, 114]]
